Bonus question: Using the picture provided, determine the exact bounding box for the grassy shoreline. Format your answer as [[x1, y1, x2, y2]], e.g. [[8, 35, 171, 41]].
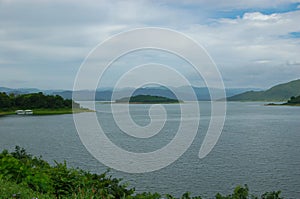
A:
[[33, 108, 94, 115], [0, 108, 93, 116], [266, 103, 300, 106], [0, 111, 15, 116]]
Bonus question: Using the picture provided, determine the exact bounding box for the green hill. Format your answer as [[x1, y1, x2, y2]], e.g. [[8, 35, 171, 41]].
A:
[[227, 79, 300, 101], [115, 95, 181, 104]]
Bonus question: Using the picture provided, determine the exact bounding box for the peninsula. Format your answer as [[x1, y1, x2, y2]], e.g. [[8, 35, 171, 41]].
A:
[[267, 95, 300, 106], [0, 92, 91, 116]]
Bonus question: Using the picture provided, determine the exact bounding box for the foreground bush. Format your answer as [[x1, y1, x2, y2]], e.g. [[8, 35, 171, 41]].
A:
[[0, 146, 283, 199]]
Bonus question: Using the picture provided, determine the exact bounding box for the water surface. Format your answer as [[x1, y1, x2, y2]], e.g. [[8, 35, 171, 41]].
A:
[[0, 102, 299, 198]]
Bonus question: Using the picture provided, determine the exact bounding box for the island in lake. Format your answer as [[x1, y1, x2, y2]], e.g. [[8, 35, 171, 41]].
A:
[[115, 95, 182, 104]]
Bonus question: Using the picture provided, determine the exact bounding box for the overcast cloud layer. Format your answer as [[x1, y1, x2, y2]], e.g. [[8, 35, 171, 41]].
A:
[[0, 0, 300, 89]]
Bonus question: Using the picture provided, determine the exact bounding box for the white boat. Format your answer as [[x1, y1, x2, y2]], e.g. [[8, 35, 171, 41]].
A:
[[25, 110, 33, 115], [16, 110, 25, 115], [15, 110, 33, 115]]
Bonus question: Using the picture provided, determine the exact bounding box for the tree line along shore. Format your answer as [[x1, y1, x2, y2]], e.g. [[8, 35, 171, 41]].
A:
[[0, 92, 91, 116]]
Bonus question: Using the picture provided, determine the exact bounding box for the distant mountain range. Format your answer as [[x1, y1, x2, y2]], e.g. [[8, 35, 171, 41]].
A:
[[3, 79, 299, 102], [0, 86, 255, 101], [2, 79, 299, 102], [0, 87, 41, 95], [49, 86, 252, 101], [59, 87, 225, 101], [227, 79, 300, 101], [0, 87, 65, 95]]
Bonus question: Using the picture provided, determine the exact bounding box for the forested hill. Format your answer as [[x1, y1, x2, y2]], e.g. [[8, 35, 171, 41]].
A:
[[116, 95, 181, 103], [0, 92, 79, 111], [227, 79, 300, 101]]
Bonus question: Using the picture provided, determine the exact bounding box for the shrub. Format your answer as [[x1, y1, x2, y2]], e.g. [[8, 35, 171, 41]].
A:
[[0, 146, 284, 199]]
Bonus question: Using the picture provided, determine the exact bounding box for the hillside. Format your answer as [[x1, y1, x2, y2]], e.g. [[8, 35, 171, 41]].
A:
[[227, 79, 300, 101]]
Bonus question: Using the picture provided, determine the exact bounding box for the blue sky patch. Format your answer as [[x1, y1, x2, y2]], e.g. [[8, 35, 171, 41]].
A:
[[281, 32, 300, 39], [288, 32, 300, 38], [211, 3, 300, 20]]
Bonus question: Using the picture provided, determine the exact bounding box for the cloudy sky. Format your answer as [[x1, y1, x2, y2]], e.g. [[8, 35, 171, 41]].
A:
[[1, 0, 300, 90]]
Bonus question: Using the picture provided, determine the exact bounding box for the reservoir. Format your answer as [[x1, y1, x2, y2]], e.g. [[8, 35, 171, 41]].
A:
[[0, 102, 299, 198]]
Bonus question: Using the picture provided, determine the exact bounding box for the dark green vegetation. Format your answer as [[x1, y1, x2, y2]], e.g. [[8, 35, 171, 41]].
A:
[[116, 95, 181, 104], [0, 146, 134, 199], [227, 79, 300, 101], [0, 92, 79, 110], [268, 95, 300, 106], [0, 92, 86, 115], [285, 95, 300, 105], [0, 147, 283, 199]]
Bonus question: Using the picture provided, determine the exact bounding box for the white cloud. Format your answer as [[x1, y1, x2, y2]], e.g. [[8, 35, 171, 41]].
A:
[[184, 10, 300, 87], [181, 0, 300, 10], [242, 12, 280, 21], [0, 0, 300, 89]]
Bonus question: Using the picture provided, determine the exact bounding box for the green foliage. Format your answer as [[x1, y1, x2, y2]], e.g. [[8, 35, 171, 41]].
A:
[[0, 146, 52, 193], [261, 191, 283, 199], [0, 178, 54, 199], [215, 184, 283, 199], [0, 92, 12, 111], [215, 185, 249, 199], [0, 92, 79, 111], [286, 95, 300, 104], [49, 161, 76, 196], [0, 147, 134, 198], [0, 147, 284, 199]]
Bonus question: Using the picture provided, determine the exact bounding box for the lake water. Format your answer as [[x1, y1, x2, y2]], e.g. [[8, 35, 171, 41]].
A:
[[0, 102, 299, 198]]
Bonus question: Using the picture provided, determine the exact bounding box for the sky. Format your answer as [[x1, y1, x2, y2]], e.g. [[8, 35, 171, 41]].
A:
[[0, 0, 300, 90]]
